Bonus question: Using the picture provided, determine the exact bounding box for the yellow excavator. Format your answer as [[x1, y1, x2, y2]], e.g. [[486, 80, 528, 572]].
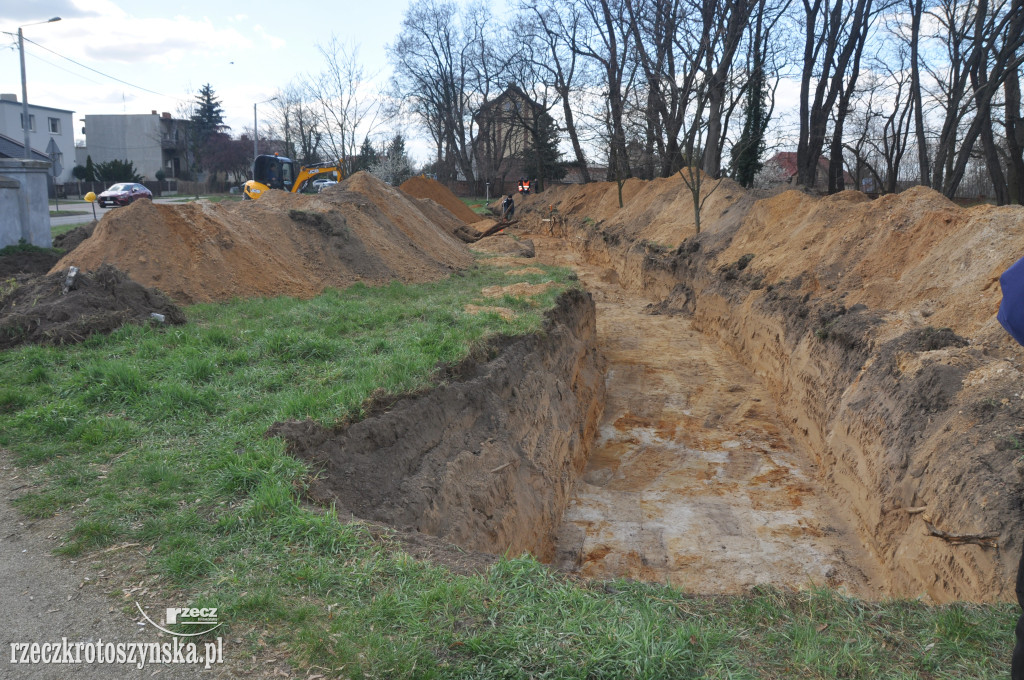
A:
[[242, 154, 344, 200]]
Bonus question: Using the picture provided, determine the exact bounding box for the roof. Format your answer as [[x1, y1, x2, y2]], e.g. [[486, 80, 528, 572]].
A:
[[476, 84, 544, 117], [0, 132, 50, 161], [771, 151, 854, 184], [0, 99, 74, 115]]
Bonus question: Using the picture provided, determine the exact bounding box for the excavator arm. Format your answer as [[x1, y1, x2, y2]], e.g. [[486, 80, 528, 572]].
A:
[[292, 161, 344, 192], [243, 155, 345, 200]]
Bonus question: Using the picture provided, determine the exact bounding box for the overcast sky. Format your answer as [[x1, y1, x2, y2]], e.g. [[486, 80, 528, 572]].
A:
[[1, 0, 413, 157]]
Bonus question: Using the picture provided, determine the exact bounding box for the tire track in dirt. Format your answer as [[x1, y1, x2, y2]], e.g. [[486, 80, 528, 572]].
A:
[[530, 233, 885, 597]]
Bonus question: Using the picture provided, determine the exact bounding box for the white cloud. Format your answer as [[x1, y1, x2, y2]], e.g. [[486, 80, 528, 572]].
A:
[[0, 0, 98, 24], [49, 13, 252, 65], [252, 25, 286, 50]]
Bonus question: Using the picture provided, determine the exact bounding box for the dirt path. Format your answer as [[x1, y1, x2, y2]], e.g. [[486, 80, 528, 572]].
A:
[[529, 233, 885, 597], [0, 452, 302, 678]]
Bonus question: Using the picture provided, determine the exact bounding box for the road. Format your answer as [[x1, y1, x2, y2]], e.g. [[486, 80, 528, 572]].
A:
[[49, 197, 206, 228]]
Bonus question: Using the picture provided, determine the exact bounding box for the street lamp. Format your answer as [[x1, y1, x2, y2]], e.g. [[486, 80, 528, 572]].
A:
[[18, 17, 61, 159], [253, 96, 278, 161]]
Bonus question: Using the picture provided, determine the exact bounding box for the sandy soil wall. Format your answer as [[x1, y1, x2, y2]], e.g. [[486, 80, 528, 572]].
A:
[[271, 289, 606, 560], [523, 184, 1024, 603]]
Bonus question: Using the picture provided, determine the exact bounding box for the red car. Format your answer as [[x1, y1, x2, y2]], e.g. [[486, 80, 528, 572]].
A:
[[97, 183, 152, 208]]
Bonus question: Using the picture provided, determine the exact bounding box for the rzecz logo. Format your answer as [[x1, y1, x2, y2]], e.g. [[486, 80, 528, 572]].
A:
[[136, 603, 222, 637]]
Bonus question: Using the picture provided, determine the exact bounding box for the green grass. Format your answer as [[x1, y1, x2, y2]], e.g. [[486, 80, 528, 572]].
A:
[[0, 241, 62, 257], [51, 222, 94, 238], [0, 259, 1017, 678], [49, 209, 89, 217], [461, 196, 495, 215]]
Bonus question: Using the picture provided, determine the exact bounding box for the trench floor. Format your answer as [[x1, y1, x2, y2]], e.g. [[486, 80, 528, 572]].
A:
[[528, 233, 884, 598]]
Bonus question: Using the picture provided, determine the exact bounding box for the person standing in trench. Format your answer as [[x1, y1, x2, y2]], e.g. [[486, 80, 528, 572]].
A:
[[998, 255, 1024, 678]]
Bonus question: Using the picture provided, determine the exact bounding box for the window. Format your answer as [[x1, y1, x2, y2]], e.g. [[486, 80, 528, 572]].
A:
[[48, 117, 61, 134], [20, 113, 36, 132]]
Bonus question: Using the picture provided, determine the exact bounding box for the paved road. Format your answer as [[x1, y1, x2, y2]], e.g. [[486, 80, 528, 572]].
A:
[[50, 197, 205, 228]]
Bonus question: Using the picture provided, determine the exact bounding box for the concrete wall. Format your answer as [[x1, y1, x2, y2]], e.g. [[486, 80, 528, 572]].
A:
[[0, 158, 52, 248], [0, 97, 75, 183]]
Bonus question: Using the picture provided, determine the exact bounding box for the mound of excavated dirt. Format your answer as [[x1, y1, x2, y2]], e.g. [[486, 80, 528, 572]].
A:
[[471, 235, 535, 258], [52, 221, 97, 253], [0, 248, 62, 278], [407, 195, 482, 243], [400, 175, 481, 223], [49, 173, 474, 304], [1, 264, 185, 349], [522, 179, 1024, 603], [528, 172, 751, 246]]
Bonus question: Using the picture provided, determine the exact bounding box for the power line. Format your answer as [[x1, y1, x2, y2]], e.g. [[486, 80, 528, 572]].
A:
[[11, 32, 183, 102], [22, 49, 107, 87]]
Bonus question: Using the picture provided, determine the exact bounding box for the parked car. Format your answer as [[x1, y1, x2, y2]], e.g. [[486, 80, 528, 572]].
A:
[[96, 183, 152, 208], [315, 180, 338, 193]]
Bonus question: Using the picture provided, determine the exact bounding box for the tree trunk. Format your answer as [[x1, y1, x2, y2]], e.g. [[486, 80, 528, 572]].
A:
[[1004, 52, 1024, 203], [977, 99, 1010, 204], [561, 88, 591, 183]]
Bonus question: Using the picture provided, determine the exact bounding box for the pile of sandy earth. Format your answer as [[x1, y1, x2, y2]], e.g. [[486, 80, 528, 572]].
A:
[[524, 175, 1024, 602], [52, 172, 474, 304], [529, 176, 1022, 342], [400, 175, 481, 223]]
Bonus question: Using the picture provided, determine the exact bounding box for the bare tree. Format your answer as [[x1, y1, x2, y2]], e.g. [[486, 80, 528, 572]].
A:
[[795, 0, 877, 189], [730, 0, 791, 186], [309, 36, 379, 166], [907, 0, 929, 185], [678, 124, 724, 234], [569, 0, 637, 181], [389, 0, 491, 183], [924, 0, 1024, 199], [621, 0, 688, 176], [522, 0, 595, 182], [1006, 63, 1024, 203], [268, 82, 324, 164], [693, 0, 761, 177]]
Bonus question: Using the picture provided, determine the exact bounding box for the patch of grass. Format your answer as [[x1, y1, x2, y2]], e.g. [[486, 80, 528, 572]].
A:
[[50, 210, 89, 217], [57, 518, 120, 555], [12, 490, 66, 518], [460, 196, 492, 215], [0, 387, 30, 413], [0, 258, 1015, 678], [0, 240, 62, 257], [51, 222, 92, 238]]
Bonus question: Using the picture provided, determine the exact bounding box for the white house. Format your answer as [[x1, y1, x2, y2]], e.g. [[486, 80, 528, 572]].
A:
[[76, 111, 189, 180], [0, 93, 74, 183]]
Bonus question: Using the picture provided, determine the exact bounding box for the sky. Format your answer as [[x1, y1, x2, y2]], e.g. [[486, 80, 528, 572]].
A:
[[1, 0, 415, 159]]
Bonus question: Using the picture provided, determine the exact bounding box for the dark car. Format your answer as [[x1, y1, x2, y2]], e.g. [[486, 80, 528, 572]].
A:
[[96, 183, 152, 208]]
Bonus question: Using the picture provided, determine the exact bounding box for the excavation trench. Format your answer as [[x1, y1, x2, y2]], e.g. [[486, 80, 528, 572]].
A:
[[532, 234, 884, 597], [268, 181, 1018, 602], [271, 287, 606, 562], [274, 234, 884, 597]]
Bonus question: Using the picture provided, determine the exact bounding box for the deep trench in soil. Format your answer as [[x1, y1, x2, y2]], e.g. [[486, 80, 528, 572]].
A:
[[533, 233, 885, 598]]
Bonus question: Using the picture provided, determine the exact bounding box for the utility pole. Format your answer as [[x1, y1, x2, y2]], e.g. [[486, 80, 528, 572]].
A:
[[253, 96, 278, 162], [17, 17, 61, 159]]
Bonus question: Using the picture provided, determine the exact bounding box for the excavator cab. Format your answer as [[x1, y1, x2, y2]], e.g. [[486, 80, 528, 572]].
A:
[[243, 154, 297, 199], [243, 154, 344, 200]]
